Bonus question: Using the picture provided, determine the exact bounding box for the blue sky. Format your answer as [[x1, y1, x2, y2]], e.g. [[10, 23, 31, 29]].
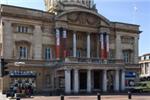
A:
[[0, 0, 150, 56]]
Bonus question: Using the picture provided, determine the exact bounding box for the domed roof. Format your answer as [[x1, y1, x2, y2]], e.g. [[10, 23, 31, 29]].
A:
[[44, 0, 95, 13]]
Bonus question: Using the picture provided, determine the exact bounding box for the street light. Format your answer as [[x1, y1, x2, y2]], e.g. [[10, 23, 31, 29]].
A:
[[14, 62, 25, 73], [14, 62, 25, 66]]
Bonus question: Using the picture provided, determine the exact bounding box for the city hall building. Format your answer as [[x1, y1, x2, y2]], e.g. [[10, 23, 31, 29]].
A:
[[0, 0, 141, 94]]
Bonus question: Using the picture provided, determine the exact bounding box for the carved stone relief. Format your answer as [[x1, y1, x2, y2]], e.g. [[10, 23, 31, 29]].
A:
[[67, 12, 101, 27]]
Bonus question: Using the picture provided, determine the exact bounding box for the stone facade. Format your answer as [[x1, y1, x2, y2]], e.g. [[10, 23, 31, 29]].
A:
[[0, 0, 141, 94], [139, 54, 150, 77]]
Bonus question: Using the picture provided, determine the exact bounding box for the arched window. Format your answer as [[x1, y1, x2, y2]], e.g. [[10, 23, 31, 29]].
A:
[[15, 41, 31, 59]]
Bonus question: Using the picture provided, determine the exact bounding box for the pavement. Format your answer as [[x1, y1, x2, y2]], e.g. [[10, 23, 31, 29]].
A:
[[0, 92, 8, 100], [6, 95, 150, 100], [1, 93, 150, 100]]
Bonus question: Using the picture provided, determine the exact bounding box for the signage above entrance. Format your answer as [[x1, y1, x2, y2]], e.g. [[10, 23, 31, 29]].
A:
[[9, 70, 36, 78]]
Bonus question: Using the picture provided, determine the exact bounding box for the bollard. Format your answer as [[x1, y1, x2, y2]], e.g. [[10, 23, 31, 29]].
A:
[[16, 97, 21, 100], [97, 93, 101, 100], [128, 91, 132, 99], [60, 95, 64, 100]]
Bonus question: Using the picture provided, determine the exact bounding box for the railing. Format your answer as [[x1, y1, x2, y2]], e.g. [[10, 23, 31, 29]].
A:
[[64, 57, 124, 64], [6, 58, 124, 68]]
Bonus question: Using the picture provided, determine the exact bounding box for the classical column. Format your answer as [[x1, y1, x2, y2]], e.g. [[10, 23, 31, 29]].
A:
[[73, 31, 77, 57], [87, 69, 91, 93], [87, 33, 91, 58], [74, 69, 79, 93], [63, 29, 67, 58], [106, 34, 109, 59], [100, 33, 104, 59], [134, 36, 139, 63], [114, 70, 119, 91], [56, 28, 60, 60], [65, 69, 71, 94], [116, 33, 122, 59], [103, 70, 107, 92], [121, 70, 125, 91]]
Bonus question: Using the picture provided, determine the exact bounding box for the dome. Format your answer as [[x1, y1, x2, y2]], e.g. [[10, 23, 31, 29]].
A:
[[44, 0, 95, 13]]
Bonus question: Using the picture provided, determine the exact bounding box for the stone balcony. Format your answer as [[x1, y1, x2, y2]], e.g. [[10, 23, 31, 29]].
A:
[[5, 57, 124, 68], [64, 57, 124, 64]]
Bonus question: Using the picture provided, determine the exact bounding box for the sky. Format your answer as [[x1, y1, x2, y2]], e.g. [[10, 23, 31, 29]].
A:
[[0, 0, 150, 56]]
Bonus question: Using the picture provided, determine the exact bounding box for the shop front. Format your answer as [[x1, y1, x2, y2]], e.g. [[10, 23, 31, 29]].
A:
[[125, 71, 137, 89], [8, 70, 37, 96]]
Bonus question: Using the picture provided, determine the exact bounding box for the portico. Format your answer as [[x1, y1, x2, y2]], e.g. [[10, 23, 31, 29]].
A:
[[63, 67, 125, 94]]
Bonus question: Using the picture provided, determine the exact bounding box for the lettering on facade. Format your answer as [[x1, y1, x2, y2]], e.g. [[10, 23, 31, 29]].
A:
[[9, 70, 36, 77]]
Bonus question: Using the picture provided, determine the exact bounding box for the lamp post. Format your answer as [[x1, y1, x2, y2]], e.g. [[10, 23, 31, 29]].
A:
[[14, 62, 25, 72]]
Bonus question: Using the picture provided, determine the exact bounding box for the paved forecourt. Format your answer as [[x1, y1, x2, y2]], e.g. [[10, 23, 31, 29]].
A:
[[13, 95, 150, 100]]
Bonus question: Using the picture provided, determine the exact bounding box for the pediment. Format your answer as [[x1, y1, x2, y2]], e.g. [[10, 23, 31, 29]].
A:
[[56, 10, 110, 27], [67, 12, 101, 27]]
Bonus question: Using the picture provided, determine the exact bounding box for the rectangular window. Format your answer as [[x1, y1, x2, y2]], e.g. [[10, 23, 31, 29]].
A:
[[76, 50, 80, 57], [109, 49, 115, 59], [19, 46, 28, 59], [17, 26, 28, 33], [123, 51, 131, 63], [145, 63, 149, 74], [45, 48, 52, 60]]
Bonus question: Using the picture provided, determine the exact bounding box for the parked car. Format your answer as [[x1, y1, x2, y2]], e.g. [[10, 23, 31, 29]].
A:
[[129, 81, 150, 93]]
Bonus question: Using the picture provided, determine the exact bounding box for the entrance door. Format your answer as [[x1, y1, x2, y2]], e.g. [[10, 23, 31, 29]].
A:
[[79, 71, 87, 90], [94, 71, 100, 89]]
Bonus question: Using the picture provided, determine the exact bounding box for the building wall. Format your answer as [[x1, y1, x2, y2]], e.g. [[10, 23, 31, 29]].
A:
[[139, 54, 150, 77], [0, 3, 141, 93]]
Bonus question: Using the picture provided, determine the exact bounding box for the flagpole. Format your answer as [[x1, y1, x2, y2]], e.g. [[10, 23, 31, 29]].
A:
[[133, 3, 138, 24]]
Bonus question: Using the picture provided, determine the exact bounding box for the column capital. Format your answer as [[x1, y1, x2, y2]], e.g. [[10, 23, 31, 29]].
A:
[[86, 32, 91, 35], [72, 30, 77, 33], [64, 67, 71, 71], [103, 69, 108, 71], [87, 68, 92, 71], [73, 68, 79, 71], [99, 32, 109, 35]]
